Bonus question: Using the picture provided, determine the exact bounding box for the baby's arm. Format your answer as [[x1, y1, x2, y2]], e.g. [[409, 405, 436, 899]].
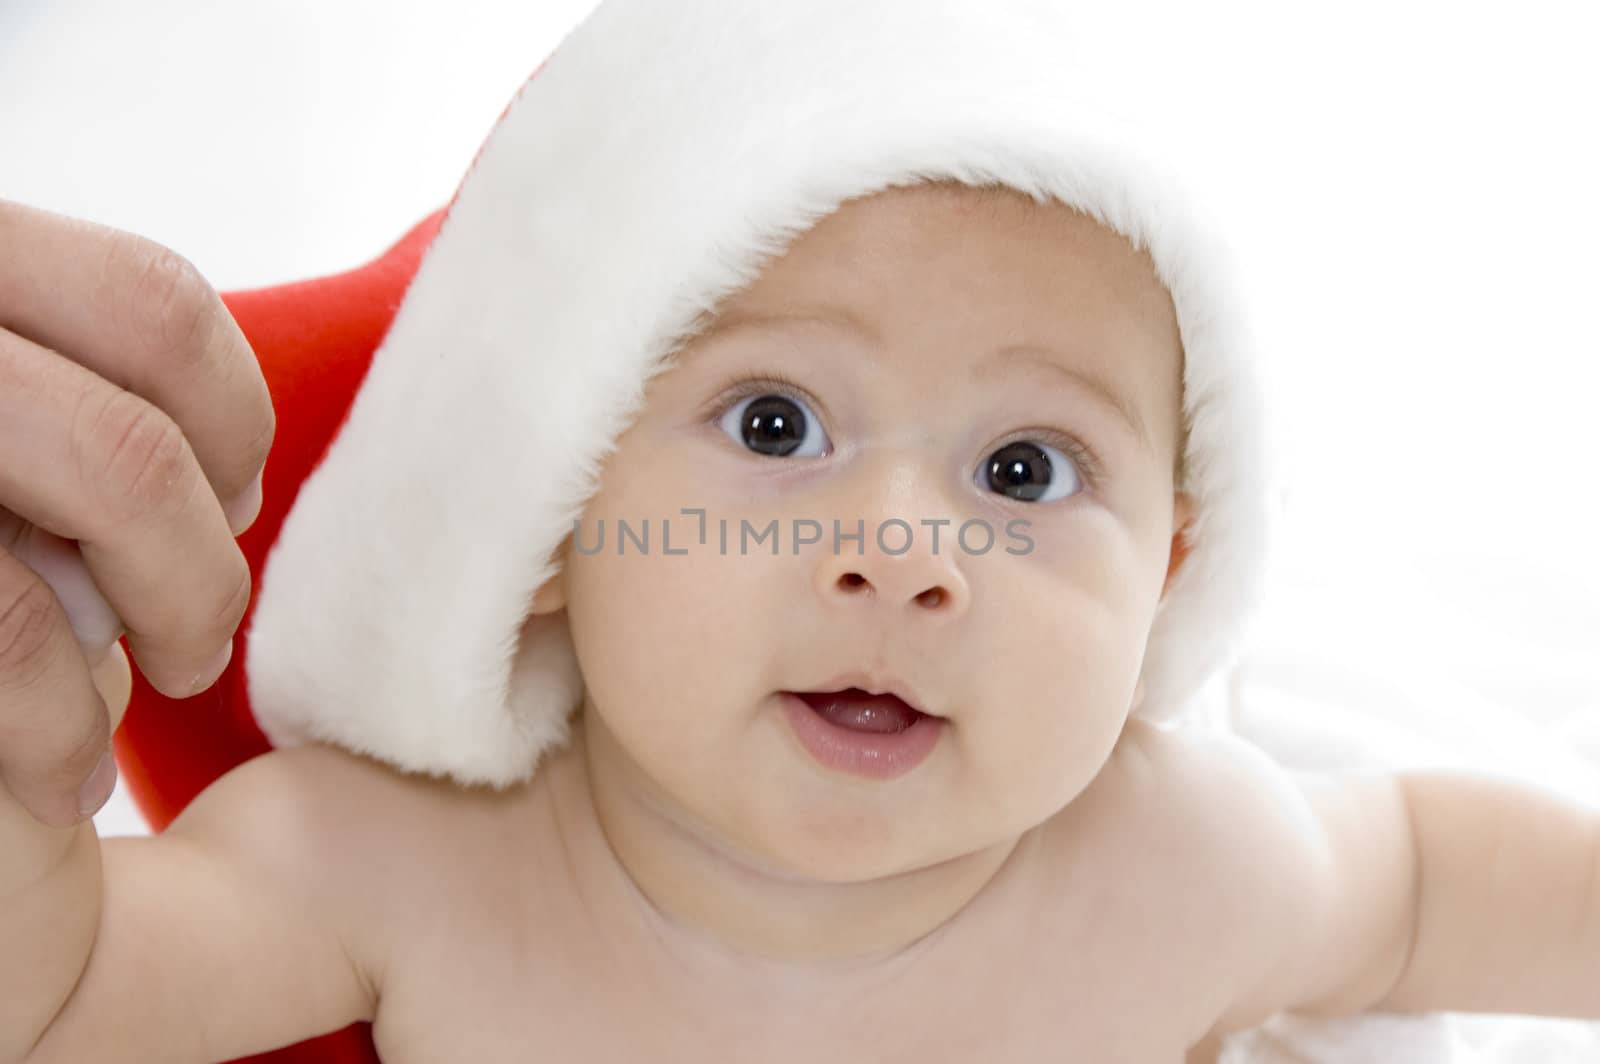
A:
[[1188, 731, 1600, 1043], [1381, 770, 1599, 1016], [16, 745, 384, 1063]]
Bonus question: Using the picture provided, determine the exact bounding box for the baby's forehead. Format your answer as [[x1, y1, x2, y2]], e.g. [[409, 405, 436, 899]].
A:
[[672, 183, 1179, 410], [697, 181, 1178, 352]]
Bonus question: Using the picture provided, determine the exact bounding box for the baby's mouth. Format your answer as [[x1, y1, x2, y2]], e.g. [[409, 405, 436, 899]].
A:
[[786, 689, 929, 734]]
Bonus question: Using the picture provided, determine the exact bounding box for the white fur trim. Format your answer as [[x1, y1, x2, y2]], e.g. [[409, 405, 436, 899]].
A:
[[246, 0, 1277, 787]]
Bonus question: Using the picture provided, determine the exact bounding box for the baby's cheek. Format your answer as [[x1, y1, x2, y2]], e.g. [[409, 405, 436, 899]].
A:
[[564, 536, 753, 692], [983, 573, 1140, 760], [568, 550, 676, 652]]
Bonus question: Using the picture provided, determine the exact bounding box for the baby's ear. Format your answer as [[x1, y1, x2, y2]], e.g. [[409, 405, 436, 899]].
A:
[[1159, 492, 1196, 602], [528, 536, 571, 615], [529, 571, 566, 614]]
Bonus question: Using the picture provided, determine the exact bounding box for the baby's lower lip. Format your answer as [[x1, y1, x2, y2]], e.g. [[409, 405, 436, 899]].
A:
[[778, 691, 946, 781]]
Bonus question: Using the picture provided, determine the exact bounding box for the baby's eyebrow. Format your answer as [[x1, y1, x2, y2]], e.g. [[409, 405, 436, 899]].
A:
[[692, 307, 876, 346], [975, 347, 1153, 453], [691, 309, 1151, 452]]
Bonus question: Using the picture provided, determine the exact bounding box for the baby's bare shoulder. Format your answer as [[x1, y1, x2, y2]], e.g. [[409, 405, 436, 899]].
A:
[[229, 742, 557, 974], [1086, 722, 1423, 1045], [1039, 718, 1319, 861], [1033, 721, 1341, 1044], [263, 740, 555, 893]]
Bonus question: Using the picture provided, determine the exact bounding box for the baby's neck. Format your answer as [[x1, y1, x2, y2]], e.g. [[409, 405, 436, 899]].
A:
[[557, 709, 1041, 980]]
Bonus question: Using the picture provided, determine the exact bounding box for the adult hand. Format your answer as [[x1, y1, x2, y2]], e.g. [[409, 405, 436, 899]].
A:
[[0, 198, 273, 829]]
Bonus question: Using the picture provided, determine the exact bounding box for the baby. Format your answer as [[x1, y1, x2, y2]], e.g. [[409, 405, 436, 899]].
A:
[[4, 3, 1600, 1063], [4, 173, 1597, 1064]]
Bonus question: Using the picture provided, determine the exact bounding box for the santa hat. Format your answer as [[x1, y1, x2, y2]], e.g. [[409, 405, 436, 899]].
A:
[[118, 0, 1274, 824]]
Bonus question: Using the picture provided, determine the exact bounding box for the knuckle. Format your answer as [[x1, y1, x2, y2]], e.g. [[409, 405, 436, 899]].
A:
[[79, 390, 197, 526], [235, 401, 277, 484], [0, 575, 66, 694], [64, 705, 111, 765], [0, 506, 23, 553], [118, 238, 216, 365], [36, 703, 111, 785], [210, 559, 253, 635]]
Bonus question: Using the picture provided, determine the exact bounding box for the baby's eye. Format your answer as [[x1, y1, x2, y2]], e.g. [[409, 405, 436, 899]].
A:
[[978, 439, 1083, 503], [717, 391, 832, 458]]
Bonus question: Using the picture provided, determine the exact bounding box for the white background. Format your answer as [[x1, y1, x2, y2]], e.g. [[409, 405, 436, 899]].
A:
[[1, 1, 1595, 839]]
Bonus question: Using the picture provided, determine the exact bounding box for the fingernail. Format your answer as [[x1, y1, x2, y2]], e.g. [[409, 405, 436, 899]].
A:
[[77, 748, 119, 818], [190, 639, 234, 695], [223, 474, 264, 535], [85, 629, 126, 670], [25, 531, 124, 653]]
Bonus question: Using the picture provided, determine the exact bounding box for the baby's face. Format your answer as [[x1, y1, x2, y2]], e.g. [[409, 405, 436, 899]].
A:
[[536, 181, 1192, 880]]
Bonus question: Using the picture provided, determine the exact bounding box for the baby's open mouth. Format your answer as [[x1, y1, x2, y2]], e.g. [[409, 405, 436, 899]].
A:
[[787, 688, 930, 734]]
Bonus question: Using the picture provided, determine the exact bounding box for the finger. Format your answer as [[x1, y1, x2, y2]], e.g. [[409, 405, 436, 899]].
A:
[[0, 544, 115, 830], [0, 199, 274, 530], [1, 513, 125, 663], [90, 641, 133, 736], [0, 327, 250, 698]]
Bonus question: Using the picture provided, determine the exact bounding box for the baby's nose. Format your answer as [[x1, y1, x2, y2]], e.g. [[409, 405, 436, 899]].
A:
[[812, 520, 971, 618]]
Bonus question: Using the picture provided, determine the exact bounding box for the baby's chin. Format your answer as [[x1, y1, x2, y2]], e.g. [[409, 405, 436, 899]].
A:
[[720, 827, 984, 886], [699, 779, 1047, 886]]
